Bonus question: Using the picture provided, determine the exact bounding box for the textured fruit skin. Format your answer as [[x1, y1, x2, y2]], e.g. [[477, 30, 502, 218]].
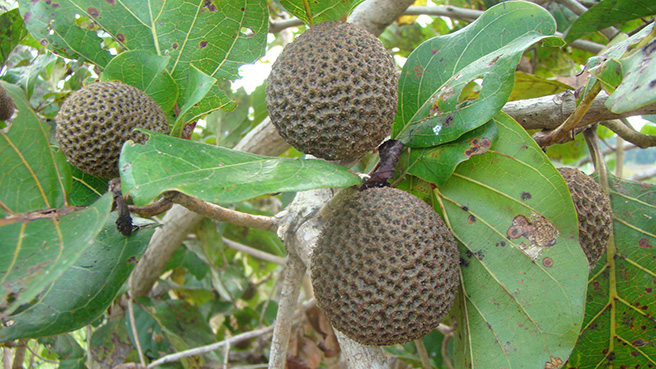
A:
[[312, 187, 460, 346], [266, 21, 398, 162], [558, 167, 613, 269], [56, 81, 169, 178], [0, 84, 15, 121]]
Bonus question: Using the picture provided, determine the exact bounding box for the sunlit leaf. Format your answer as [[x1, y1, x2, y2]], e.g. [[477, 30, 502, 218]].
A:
[[68, 165, 107, 207], [564, 0, 656, 43], [0, 9, 28, 67], [101, 50, 178, 113], [17, 0, 267, 119], [431, 112, 588, 367], [38, 334, 86, 369], [0, 214, 153, 341], [565, 177, 656, 368], [0, 82, 70, 218], [120, 131, 361, 206], [278, 0, 366, 25], [0, 194, 112, 324], [393, 1, 560, 148], [509, 72, 573, 101]]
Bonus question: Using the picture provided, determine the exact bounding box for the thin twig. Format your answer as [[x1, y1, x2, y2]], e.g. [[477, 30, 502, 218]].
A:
[[129, 194, 175, 217], [415, 339, 432, 369], [148, 300, 316, 369], [629, 166, 656, 181], [222, 237, 287, 265], [615, 136, 625, 177], [11, 339, 26, 369], [268, 5, 605, 53], [601, 120, 656, 148], [533, 81, 603, 147], [268, 256, 307, 369], [577, 142, 637, 166], [24, 343, 58, 364], [128, 296, 147, 368], [170, 192, 279, 233]]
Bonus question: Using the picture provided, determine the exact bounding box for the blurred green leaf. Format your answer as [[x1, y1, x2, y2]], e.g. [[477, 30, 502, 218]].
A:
[[401, 119, 497, 185], [564, 0, 656, 43], [433, 112, 587, 367], [546, 132, 587, 164], [0, 9, 28, 67], [39, 334, 86, 369], [278, 0, 365, 25], [0, 194, 112, 326], [0, 81, 70, 217], [393, 1, 560, 148], [565, 176, 656, 368], [120, 131, 361, 206], [0, 213, 153, 341], [90, 319, 133, 368], [509, 71, 573, 101], [101, 50, 178, 113]]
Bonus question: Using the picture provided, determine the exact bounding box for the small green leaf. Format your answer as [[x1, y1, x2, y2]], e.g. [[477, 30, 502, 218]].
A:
[[278, 0, 365, 25], [565, 177, 656, 368], [0, 82, 70, 217], [434, 112, 587, 367], [120, 131, 361, 206], [0, 194, 112, 325], [590, 58, 623, 95], [101, 50, 178, 113], [0, 9, 28, 67], [172, 65, 219, 137], [0, 213, 153, 341], [401, 120, 497, 186], [564, 0, 656, 43], [393, 1, 559, 148], [606, 39, 656, 113]]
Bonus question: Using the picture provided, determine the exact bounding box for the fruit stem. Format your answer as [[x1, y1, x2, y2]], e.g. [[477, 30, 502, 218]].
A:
[[415, 339, 433, 369]]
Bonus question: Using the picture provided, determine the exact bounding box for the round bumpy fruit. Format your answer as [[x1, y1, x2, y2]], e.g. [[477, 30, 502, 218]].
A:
[[55, 81, 169, 178], [0, 84, 15, 121], [266, 21, 398, 162], [311, 187, 460, 346], [558, 167, 613, 269]]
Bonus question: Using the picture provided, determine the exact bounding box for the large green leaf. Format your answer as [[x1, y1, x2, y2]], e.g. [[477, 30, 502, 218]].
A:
[[393, 1, 560, 148], [565, 177, 656, 368], [0, 9, 28, 67], [0, 194, 112, 323], [430, 112, 588, 367], [278, 0, 365, 25], [119, 131, 362, 206], [17, 0, 268, 120], [564, 0, 656, 43], [0, 213, 153, 341], [0, 82, 70, 218]]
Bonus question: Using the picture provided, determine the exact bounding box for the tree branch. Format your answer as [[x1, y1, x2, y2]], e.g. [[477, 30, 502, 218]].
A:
[[221, 237, 287, 265], [169, 192, 278, 233], [629, 167, 656, 181], [348, 0, 417, 36], [601, 119, 656, 148], [503, 91, 656, 131]]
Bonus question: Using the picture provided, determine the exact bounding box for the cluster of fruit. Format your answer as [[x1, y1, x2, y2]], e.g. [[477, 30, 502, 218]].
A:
[[49, 20, 612, 347]]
